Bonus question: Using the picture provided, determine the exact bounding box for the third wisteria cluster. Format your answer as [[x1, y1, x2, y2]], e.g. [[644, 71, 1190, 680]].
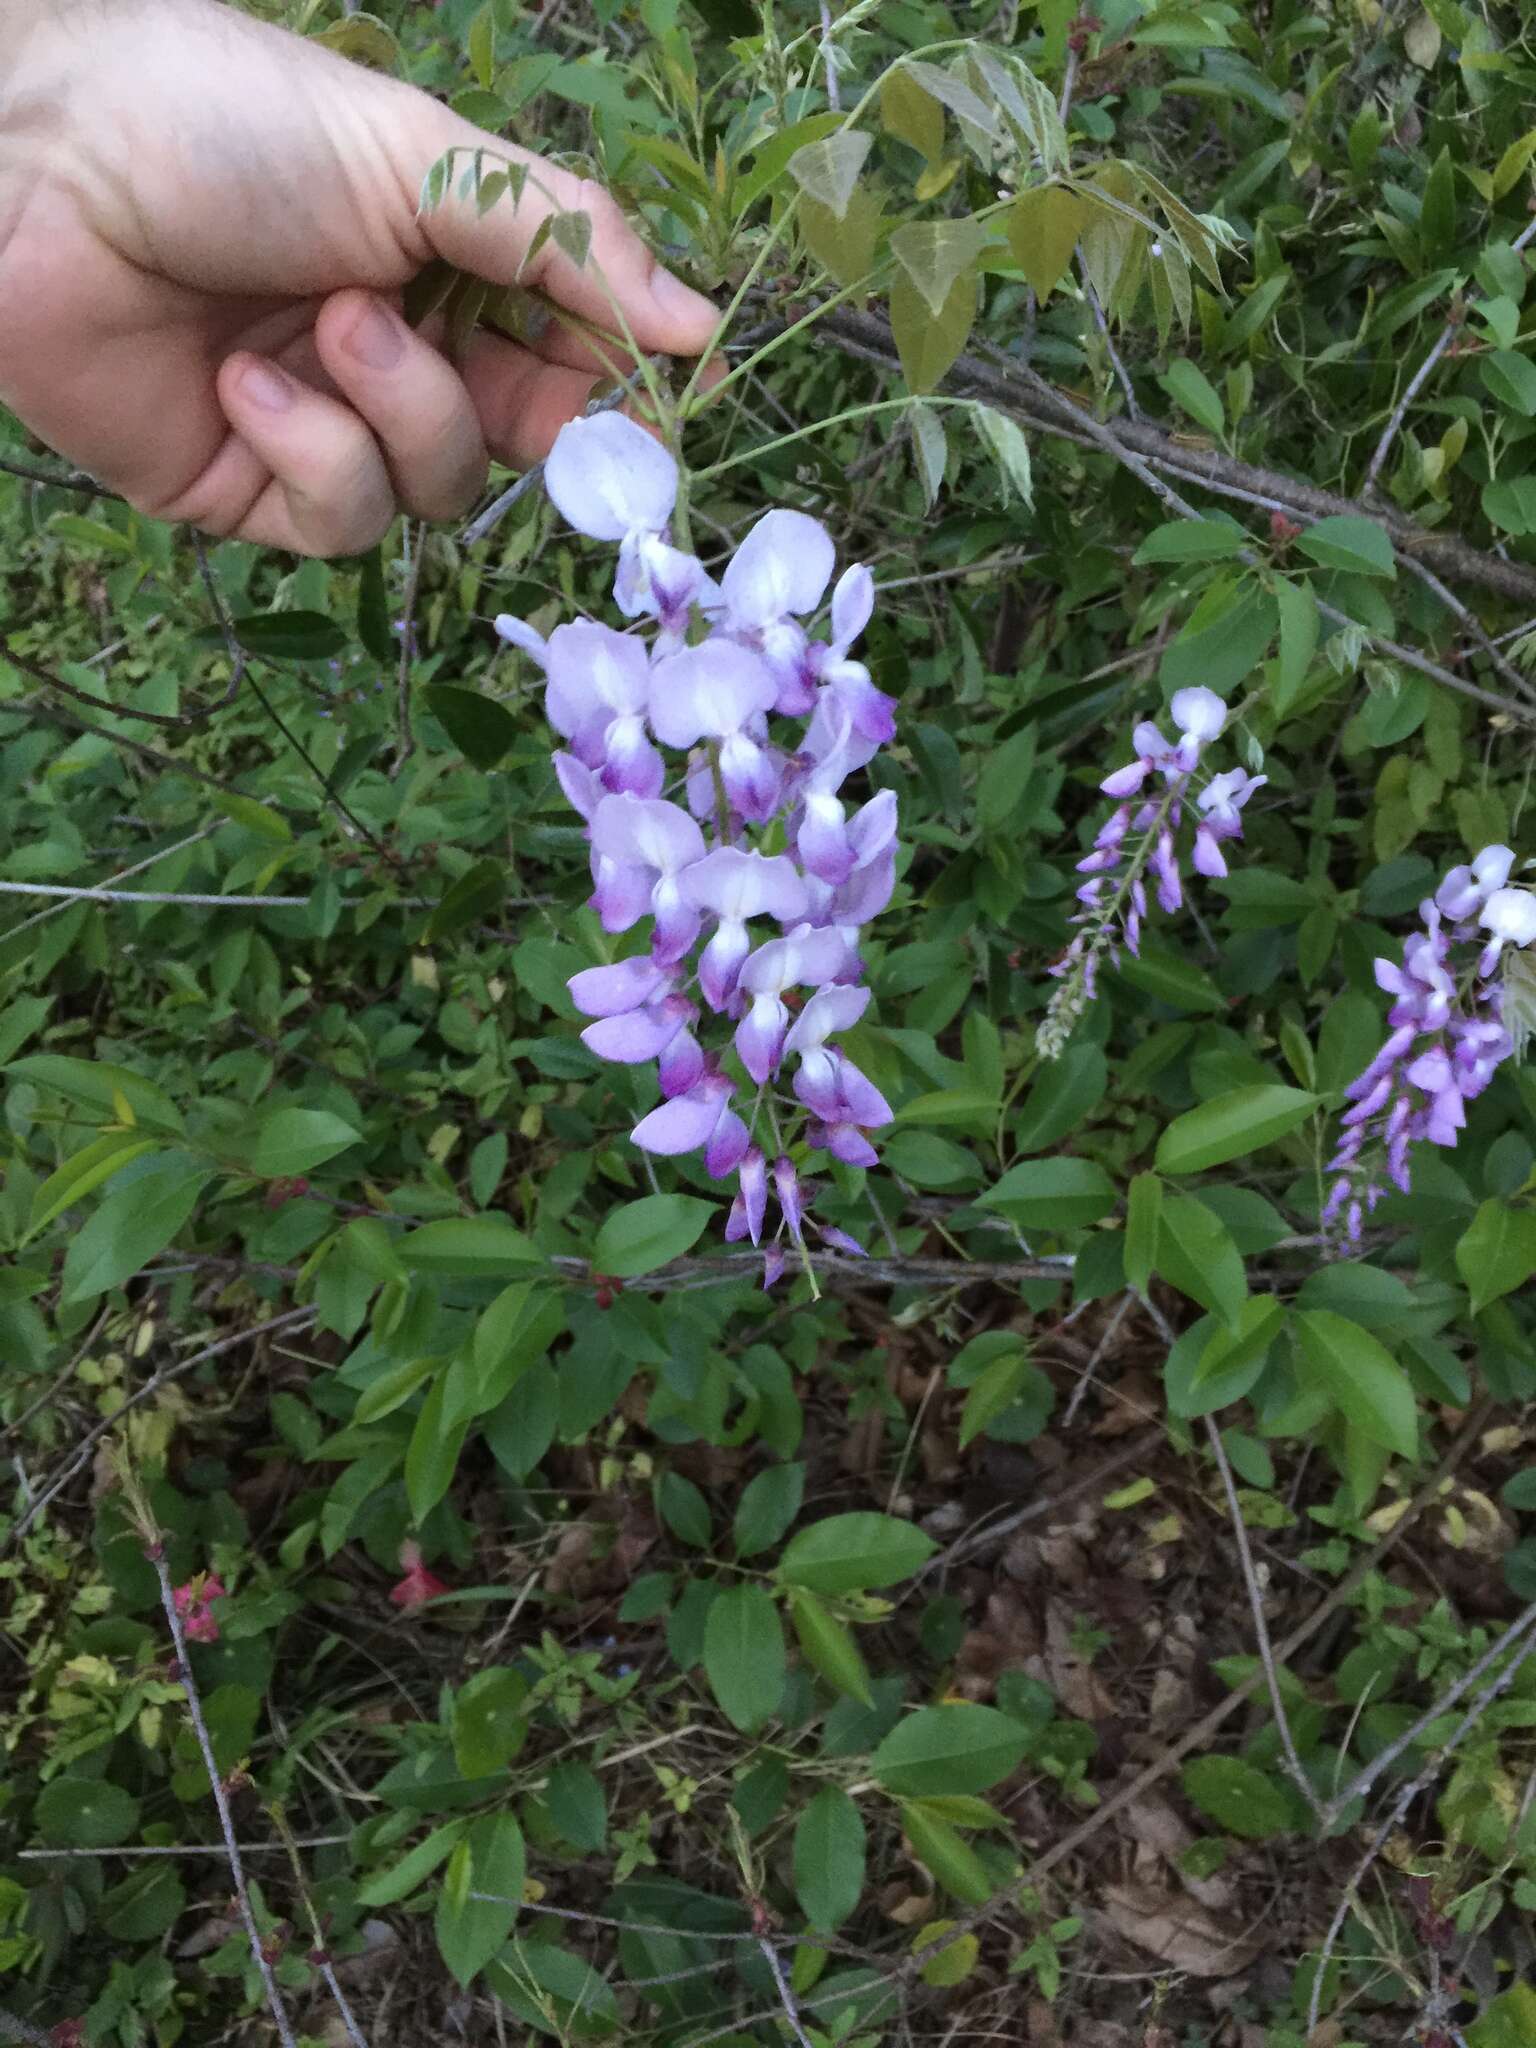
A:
[[497, 413, 896, 1280]]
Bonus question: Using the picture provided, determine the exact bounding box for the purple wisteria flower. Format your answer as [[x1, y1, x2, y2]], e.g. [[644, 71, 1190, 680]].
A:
[[1323, 846, 1535, 1243], [498, 412, 896, 1282], [1037, 686, 1265, 1056]]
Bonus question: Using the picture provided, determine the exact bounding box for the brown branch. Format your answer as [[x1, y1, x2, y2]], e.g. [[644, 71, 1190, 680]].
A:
[[149, 1546, 300, 2048], [814, 305, 1536, 612]]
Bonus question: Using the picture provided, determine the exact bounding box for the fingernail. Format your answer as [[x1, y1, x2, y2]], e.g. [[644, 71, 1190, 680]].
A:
[[238, 357, 295, 412], [345, 300, 406, 372], [648, 266, 715, 332]]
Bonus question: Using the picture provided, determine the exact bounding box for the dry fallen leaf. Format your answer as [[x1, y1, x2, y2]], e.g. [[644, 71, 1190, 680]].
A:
[[1101, 1881, 1262, 1977]]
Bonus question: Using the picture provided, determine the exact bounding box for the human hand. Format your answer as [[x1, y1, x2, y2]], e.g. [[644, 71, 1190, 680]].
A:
[[0, 0, 717, 555]]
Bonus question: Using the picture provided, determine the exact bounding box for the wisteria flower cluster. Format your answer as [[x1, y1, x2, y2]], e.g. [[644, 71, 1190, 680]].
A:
[[496, 412, 898, 1282], [1323, 845, 1536, 1242], [1037, 685, 1265, 1057]]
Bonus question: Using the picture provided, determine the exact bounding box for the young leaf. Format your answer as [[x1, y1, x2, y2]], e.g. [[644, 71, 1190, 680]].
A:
[[979, 1156, 1117, 1232], [890, 270, 975, 394], [1156, 1196, 1247, 1326], [1294, 1308, 1418, 1460], [890, 218, 988, 319], [779, 1512, 937, 1595], [592, 1194, 712, 1277], [1273, 576, 1320, 713], [733, 1462, 806, 1558], [434, 1813, 523, 1986], [973, 406, 1033, 508], [881, 67, 945, 164], [542, 1763, 607, 1853], [1157, 359, 1224, 437], [1295, 514, 1396, 579], [1154, 1085, 1318, 1175], [1005, 184, 1084, 299], [1180, 1756, 1292, 1841], [900, 1802, 994, 1904], [1454, 1199, 1536, 1317], [241, 1106, 362, 1178], [794, 1786, 866, 1931], [870, 1705, 1030, 1797], [1123, 1172, 1162, 1295], [703, 1584, 786, 1733], [790, 1591, 874, 1706], [60, 1155, 213, 1305], [959, 1349, 1033, 1449], [787, 130, 873, 219]]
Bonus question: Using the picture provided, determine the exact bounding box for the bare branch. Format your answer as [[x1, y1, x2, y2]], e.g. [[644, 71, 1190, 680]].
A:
[[149, 1547, 300, 2048]]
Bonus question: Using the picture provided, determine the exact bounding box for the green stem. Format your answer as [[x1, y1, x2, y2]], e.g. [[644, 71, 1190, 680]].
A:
[[692, 396, 974, 481]]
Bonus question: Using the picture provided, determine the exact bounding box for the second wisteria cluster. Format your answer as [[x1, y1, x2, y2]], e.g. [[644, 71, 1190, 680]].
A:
[[497, 413, 897, 1280]]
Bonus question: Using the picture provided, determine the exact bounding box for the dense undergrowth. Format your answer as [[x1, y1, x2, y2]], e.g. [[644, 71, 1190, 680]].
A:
[[5, 1, 1536, 2043]]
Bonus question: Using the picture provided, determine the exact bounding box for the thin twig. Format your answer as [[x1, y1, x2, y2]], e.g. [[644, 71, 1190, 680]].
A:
[[1205, 1416, 1327, 1822], [17, 1836, 348, 1860], [6, 1309, 316, 1549], [818, 0, 841, 109], [270, 1805, 371, 2048], [1307, 1609, 1536, 2032], [1061, 1291, 1134, 1426], [1, 1311, 108, 1446], [1083, 270, 1139, 420], [0, 881, 308, 908], [1319, 1595, 1536, 1826], [1364, 216, 1536, 493], [758, 1939, 817, 2048], [389, 522, 425, 780], [150, 1548, 300, 2048]]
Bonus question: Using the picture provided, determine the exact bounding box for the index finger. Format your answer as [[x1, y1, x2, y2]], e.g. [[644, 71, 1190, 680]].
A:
[[393, 98, 719, 365]]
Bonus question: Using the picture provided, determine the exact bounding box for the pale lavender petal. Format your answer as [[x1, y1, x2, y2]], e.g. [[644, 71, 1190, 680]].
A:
[[591, 857, 652, 933], [735, 994, 787, 1083], [838, 1059, 893, 1127], [554, 750, 602, 821], [739, 922, 850, 999], [783, 984, 870, 1056], [544, 412, 677, 543], [697, 918, 751, 1013], [568, 957, 668, 1018], [543, 620, 649, 740], [495, 615, 547, 662], [797, 790, 854, 885], [582, 1007, 683, 1064], [601, 715, 665, 799], [649, 641, 777, 748], [590, 793, 706, 876], [824, 1124, 879, 1167], [762, 1244, 787, 1288], [833, 849, 895, 925], [1100, 760, 1149, 798], [737, 1149, 767, 1244], [658, 1024, 705, 1098], [1192, 826, 1227, 879], [846, 788, 898, 868], [830, 563, 874, 653], [683, 848, 807, 923], [649, 875, 701, 965], [705, 1108, 751, 1178], [722, 509, 835, 627], [718, 731, 782, 823], [774, 1156, 805, 1241], [1170, 686, 1225, 741], [631, 1087, 720, 1156]]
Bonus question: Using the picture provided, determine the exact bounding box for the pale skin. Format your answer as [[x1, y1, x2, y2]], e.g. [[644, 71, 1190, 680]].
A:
[[0, 0, 718, 556]]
